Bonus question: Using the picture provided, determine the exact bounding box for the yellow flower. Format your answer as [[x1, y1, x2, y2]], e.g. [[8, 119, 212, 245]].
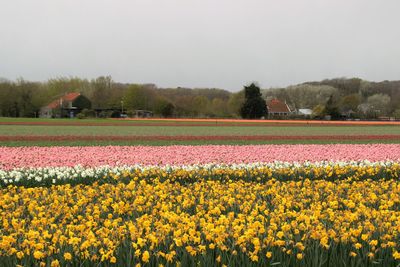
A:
[[142, 251, 150, 263], [64, 252, 72, 261], [369, 240, 378, 246], [135, 249, 141, 258], [266, 252, 272, 258], [51, 260, 60, 267], [185, 246, 197, 256], [250, 254, 258, 262], [110, 256, 117, 263], [296, 253, 303, 260], [198, 245, 206, 252], [216, 255, 221, 262], [368, 252, 374, 259], [33, 251, 45, 260], [349, 251, 357, 257], [174, 238, 182, 247], [295, 242, 305, 251], [16, 251, 24, 259], [277, 231, 284, 239]]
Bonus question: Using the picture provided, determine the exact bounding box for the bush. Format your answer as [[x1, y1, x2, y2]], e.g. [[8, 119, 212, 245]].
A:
[[97, 111, 109, 118], [81, 109, 95, 117], [76, 113, 85, 119]]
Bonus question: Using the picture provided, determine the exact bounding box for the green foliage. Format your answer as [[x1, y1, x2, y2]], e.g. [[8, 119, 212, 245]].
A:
[[324, 95, 341, 119], [160, 103, 174, 117], [392, 109, 400, 119], [123, 84, 156, 111], [263, 84, 338, 110], [228, 90, 244, 117], [367, 93, 391, 116], [81, 109, 95, 117], [76, 113, 85, 119], [72, 95, 91, 110], [156, 87, 231, 117], [312, 104, 325, 118], [154, 98, 175, 117], [240, 83, 267, 119], [0, 79, 45, 117], [339, 93, 361, 111], [1, 76, 400, 119]]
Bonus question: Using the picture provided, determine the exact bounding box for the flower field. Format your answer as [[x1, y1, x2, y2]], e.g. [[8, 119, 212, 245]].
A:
[[1, 144, 400, 169], [1, 144, 400, 266]]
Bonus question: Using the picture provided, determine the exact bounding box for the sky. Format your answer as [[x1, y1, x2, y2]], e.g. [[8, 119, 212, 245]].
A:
[[0, 0, 399, 91]]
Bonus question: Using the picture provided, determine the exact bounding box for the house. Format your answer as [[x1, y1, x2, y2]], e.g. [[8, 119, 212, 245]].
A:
[[297, 108, 313, 116], [266, 99, 291, 117], [40, 92, 91, 118]]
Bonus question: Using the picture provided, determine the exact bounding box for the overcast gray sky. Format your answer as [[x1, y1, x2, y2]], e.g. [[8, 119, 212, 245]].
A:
[[1, 0, 399, 91]]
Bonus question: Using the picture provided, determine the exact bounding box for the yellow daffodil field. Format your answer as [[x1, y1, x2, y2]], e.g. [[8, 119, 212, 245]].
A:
[[1, 145, 400, 266]]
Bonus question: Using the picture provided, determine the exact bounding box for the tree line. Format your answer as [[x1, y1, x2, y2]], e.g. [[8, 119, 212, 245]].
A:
[[263, 78, 400, 119], [0, 76, 244, 118], [0, 76, 400, 119]]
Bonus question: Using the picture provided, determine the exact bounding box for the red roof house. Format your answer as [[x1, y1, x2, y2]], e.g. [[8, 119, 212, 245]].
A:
[[45, 92, 82, 109], [266, 99, 291, 116], [40, 92, 91, 118]]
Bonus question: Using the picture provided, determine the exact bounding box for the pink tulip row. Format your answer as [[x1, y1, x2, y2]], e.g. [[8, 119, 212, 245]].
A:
[[1, 144, 400, 170]]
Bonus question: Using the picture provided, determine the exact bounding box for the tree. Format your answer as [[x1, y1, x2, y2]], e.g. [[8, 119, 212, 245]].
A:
[[161, 103, 174, 117], [192, 95, 210, 116], [263, 84, 338, 110], [240, 83, 267, 119], [91, 76, 113, 109], [228, 90, 245, 117], [367, 93, 391, 116], [154, 98, 175, 117], [210, 98, 229, 117], [312, 104, 325, 118], [392, 109, 400, 119], [324, 95, 340, 119], [339, 93, 361, 112], [123, 84, 157, 111]]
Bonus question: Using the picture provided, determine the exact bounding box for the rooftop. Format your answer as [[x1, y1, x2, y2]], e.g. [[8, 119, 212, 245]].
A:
[[267, 99, 291, 113], [46, 92, 81, 109]]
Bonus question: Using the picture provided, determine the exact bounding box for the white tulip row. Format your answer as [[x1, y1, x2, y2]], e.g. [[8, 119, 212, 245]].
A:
[[0, 160, 398, 186]]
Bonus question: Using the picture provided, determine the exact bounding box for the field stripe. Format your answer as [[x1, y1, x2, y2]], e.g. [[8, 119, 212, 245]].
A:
[[2, 119, 400, 126], [2, 135, 400, 141], [119, 118, 400, 125]]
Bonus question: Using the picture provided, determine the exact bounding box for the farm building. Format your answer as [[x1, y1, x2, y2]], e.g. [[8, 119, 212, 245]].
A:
[[40, 92, 91, 118], [297, 108, 313, 116], [266, 99, 291, 117]]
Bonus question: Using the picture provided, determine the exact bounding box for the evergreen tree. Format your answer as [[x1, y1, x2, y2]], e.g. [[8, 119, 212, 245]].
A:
[[324, 95, 341, 119], [240, 83, 267, 119]]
